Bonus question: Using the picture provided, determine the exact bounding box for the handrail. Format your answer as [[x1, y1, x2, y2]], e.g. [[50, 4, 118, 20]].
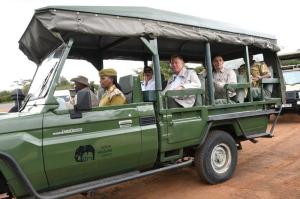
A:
[[260, 78, 280, 101], [261, 78, 280, 84], [163, 88, 205, 108], [224, 83, 250, 103], [164, 88, 205, 97], [224, 83, 250, 91]]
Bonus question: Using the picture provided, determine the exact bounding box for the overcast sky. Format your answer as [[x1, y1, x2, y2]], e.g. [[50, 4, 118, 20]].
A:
[[0, 0, 299, 91]]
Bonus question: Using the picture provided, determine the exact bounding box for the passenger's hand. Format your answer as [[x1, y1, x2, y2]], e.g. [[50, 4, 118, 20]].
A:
[[252, 76, 260, 81], [176, 86, 184, 90]]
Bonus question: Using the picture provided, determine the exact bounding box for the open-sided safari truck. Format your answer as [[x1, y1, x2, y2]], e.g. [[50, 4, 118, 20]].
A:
[[0, 6, 284, 198]]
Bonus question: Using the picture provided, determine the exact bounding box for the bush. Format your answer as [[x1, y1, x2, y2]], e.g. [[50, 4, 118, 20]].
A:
[[0, 91, 12, 103]]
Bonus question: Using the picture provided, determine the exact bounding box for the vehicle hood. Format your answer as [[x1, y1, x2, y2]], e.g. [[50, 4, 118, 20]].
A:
[[286, 84, 300, 92], [0, 112, 43, 134]]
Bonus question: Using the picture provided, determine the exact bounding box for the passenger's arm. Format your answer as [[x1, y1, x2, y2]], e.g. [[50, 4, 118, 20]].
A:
[[260, 64, 271, 79], [213, 80, 225, 90], [181, 70, 201, 89], [111, 95, 127, 105], [226, 70, 237, 93], [228, 69, 237, 84]]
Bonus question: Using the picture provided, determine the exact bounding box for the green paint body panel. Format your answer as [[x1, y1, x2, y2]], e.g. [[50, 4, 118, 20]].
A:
[[0, 112, 48, 196], [0, 98, 277, 198]]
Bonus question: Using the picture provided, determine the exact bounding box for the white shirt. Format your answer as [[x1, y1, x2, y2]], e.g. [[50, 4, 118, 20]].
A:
[[168, 75, 184, 90], [162, 67, 201, 108], [142, 77, 155, 91], [213, 68, 237, 98]]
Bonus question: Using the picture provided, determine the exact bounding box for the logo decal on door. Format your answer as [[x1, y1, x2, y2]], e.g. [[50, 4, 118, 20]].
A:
[[74, 145, 95, 162]]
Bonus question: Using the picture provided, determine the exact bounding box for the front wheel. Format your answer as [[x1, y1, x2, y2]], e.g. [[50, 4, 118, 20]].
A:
[[194, 130, 237, 184], [0, 174, 13, 199]]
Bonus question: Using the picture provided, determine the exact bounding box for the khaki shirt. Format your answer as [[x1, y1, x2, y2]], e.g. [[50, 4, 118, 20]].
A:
[[251, 62, 270, 87], [99, 85, 126, 106], [239, 62, 271, 87]]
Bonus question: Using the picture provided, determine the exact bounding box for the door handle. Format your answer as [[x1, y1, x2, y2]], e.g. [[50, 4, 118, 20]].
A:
[[166, 114, 174, 126], [119, 120, 132, 128]]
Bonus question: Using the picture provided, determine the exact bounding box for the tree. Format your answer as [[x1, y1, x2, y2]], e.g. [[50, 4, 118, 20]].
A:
[[160, 61, 173, 80], [0, 91, 12, 103], [134, 61, 173, 80], [56, 76, 73, 90]]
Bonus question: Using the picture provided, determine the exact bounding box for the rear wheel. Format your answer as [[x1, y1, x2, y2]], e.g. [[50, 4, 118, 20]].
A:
[[194, 130, 237, 184]]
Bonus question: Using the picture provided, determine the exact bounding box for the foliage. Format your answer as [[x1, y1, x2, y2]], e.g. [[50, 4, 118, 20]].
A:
[[160, 61, 173, 80], [193, 66, 205, 74], [134, 62, 205, 81], [0, 91, 12, 103], [281, 59, 300, 66], [134, 61, 173, 80], [56, 76, 73, 90]]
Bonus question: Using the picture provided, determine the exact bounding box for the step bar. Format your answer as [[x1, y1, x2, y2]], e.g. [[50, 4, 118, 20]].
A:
[[0, 151, 192, 199]]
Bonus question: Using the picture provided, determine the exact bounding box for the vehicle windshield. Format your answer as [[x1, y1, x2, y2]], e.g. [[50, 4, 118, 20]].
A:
[[283, 70, 300, 85], [26, 46, 66, 101]]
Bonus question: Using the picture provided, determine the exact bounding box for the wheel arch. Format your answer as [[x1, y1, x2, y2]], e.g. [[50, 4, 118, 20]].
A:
[[210, 124, 239, 140]]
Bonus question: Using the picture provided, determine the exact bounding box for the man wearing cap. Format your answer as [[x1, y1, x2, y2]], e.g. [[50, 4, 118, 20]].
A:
[[70, 75, 99, 107], [99, 68, 127, 106]]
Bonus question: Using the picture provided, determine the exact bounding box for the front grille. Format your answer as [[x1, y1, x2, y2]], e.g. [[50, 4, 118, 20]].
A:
[[286, 92, 296, 99]]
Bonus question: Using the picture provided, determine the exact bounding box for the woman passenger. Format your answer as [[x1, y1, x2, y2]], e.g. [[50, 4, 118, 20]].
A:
[[99, 68, 127, 106]]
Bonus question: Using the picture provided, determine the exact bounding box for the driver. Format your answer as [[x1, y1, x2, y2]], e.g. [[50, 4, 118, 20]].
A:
[[70, 75, 99, 107]]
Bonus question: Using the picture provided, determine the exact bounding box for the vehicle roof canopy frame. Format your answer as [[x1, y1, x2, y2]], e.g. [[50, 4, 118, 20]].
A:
[[19, 6, 280, 65]]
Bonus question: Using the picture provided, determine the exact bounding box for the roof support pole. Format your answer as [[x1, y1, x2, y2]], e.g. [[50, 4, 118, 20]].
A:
[[244, 46, 253, 102], [98, 56, 104, 71], [140, 37, 162, 91], [144, 60, 148, 68], [205, 42, 215, 105]]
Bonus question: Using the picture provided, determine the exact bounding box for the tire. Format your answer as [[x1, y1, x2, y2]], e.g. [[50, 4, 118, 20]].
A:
[[194, 130, 237, 184], [0, 174, 13, 199]]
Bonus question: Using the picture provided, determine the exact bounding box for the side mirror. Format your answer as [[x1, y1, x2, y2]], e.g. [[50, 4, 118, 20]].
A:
[[70, 90, 92, 119]]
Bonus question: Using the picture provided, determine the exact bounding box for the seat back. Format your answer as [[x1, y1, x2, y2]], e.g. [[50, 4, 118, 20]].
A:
[[236, 74, 247, 103], [119, 75, 143, 103], [196, 74, 206, 106]]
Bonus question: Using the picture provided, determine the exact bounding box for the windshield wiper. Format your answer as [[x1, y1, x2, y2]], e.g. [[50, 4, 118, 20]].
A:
[[19, 93, 33, 112], [37, 62, 58, 98]]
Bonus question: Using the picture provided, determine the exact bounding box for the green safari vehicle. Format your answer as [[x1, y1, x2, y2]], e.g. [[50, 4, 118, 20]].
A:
[[0, 6, 285, 198]]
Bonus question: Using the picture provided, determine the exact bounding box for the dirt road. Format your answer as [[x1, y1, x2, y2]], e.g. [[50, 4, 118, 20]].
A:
[[71, 113, 300, 199], [0, 103, 13, 112]]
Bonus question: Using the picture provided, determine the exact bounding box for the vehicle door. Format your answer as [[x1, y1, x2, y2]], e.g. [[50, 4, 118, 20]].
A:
[[42, 104, 142, 187]]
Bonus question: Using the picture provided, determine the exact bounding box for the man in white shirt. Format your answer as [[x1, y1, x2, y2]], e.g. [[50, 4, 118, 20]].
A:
[[212, 55, 237, 100], [162, 55, 201, 108], [141, 66, 155, 91]]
